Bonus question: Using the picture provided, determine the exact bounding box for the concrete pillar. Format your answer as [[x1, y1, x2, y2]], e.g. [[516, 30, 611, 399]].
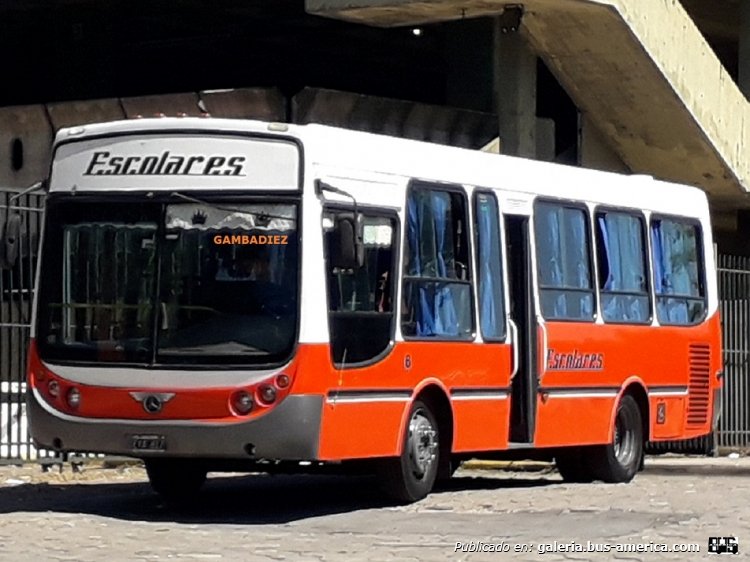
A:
[[493, 13, 537, 158], [579, 114, 629, 173], [739, 0, 750, 98], [536, 118, 556, 162]]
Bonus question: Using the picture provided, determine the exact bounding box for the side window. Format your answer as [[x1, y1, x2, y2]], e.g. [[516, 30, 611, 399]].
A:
[[650, 218, 706, 325], [401, 186, 473, 338], [535, 202, 594, 321], [474, 192, 506, 340], [595, 210, 650, 323], [324, 211, 396, 364]]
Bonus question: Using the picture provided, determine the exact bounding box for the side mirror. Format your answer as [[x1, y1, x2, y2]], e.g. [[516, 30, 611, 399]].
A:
[[1, 211, 22, 269], [332, 214, 364, 269]]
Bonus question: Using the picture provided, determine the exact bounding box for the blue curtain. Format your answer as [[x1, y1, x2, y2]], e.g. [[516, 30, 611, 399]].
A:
[[651, 221, 688, 323], [598, 216, 613, 290], [406, 190, 461, 336], [477, 195, 504, 338], [537, 205, 566, 317], [599, 213, 647, 322], [567, 209, 592, 317], [536, 204, 594, 320]]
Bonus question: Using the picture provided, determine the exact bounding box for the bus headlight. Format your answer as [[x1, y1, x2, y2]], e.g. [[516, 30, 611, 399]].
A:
[[67, 388, 81, 409], [231, 391, 254, 415], [258, 384, 277, 405]]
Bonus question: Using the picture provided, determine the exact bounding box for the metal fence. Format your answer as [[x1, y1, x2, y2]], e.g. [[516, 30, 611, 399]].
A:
[[717, 254, 750, 451], [1, 187, 44, 461], [0, 189, 749, 460]]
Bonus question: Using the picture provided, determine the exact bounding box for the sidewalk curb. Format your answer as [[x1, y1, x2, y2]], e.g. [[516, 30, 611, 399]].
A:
[[460, 460, 554, 472]]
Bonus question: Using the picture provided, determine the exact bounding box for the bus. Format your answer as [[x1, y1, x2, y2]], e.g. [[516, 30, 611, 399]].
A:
[[22, 118, 722, 503]]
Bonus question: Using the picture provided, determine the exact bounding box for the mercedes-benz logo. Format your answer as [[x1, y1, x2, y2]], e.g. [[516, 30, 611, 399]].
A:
[[129, 392, 175, 415], [143, 395, 163, 414]]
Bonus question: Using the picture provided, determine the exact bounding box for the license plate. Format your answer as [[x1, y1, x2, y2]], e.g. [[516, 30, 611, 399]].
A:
[[131, 434, 167, 451]]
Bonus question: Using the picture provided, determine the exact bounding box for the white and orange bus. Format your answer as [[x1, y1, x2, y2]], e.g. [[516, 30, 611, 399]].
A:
[[24, 118, 722, 503]]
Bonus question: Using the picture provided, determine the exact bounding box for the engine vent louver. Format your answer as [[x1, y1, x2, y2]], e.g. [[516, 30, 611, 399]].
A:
[[687, 343, 711, 427]]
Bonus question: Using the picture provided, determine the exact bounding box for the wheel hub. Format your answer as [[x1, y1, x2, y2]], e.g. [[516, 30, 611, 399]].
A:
[[408, 410, 437, 478]]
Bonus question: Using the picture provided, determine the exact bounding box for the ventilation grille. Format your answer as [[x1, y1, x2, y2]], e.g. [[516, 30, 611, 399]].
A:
[[687, 343, 711, 426]]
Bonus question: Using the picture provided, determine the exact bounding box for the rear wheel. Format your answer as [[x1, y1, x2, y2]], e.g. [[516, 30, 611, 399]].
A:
[[380, 399, 440, 503], [591, 395, 643, 483], [145, 459, 207, 502]]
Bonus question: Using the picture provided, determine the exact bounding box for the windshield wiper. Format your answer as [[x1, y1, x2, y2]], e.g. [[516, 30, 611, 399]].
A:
[[169, 192, 297, 223]]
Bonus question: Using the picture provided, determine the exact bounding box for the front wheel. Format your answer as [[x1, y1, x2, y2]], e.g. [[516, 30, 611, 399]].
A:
[[380, 399, 440, 503], [591, 395, 644, 483], [145, 459, 207, 502], [555, 447, 594, 483]]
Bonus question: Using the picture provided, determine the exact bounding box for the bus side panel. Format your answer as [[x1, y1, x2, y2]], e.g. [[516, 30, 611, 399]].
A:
[[648, 396, 686, 439], [534, 317, 719, 447], [451, 399, 510, 453], [318, 402, 407, 459], [534, 397, 616, 446], [301, 342, 513, 460]]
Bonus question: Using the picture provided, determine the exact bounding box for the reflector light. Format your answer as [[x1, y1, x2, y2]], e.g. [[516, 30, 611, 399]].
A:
[[275, 374, 290, 389], [48, 380, 59, 398]]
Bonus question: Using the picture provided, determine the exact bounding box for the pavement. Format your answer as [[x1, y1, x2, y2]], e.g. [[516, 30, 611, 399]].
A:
[[0, 455, 747, 561]]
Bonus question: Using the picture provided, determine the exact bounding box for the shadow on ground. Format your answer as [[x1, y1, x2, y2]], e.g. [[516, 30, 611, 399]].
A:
[[0, 471, 558, 525]]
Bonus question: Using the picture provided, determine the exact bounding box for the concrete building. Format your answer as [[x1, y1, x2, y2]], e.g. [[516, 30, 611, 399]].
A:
[[1, 0, 749, 251], [306, 0, 750, 254]]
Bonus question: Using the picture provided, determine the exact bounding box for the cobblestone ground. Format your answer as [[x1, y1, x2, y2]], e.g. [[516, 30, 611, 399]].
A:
[[0, 456, 747, 561]]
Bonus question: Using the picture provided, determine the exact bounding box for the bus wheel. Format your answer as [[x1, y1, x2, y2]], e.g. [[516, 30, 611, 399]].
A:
[[145, 459, 207, 502], [593, 395, 643, 483], [380, 399, 440, 503], [555, 448, 594, 483]]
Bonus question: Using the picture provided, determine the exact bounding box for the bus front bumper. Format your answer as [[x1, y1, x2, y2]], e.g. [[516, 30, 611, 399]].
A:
[[28, 390, 323, 461]]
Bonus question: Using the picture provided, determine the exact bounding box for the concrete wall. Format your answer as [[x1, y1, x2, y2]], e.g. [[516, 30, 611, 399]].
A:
[[0, 88, 286, 189]]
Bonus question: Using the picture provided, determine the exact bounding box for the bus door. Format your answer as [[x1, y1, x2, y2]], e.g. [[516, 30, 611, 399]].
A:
[[504, 213, 539, 444]]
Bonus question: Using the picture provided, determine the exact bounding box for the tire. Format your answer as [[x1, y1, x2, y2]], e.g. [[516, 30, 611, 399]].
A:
[[380, 399, 440, 503], [591, 395, 644, 483], [145, 459, 207, 502], [555, 447, 595, 483]]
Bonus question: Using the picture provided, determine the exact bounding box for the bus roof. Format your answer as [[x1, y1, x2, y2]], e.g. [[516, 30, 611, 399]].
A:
[[52, 117, 708, 219]]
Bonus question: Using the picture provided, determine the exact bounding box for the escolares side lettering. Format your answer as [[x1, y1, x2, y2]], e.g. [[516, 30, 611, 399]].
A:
[[84, 151, 246, 177], [546, 348, 605, 371]]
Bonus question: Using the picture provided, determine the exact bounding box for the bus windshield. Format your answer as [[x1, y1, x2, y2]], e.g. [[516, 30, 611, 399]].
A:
[[36, 199, 299, 366]]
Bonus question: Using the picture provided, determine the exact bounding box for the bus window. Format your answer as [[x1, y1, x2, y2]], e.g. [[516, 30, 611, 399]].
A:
[[324, 211, 396, 365], [650, 218, 706, 325], [595, 210, 650, 323], [535, 201, 594, 321], [401, 186, 473, 338], [474, 191, 506, 340]]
